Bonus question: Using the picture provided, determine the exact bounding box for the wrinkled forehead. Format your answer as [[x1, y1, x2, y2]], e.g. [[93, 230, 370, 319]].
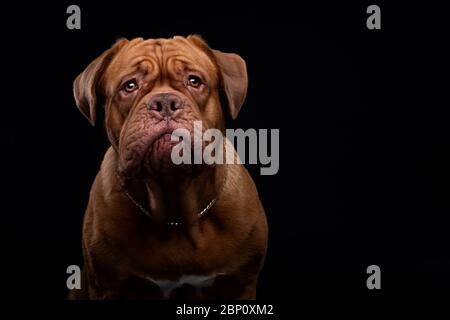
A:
[[103, 37, 217, 90]]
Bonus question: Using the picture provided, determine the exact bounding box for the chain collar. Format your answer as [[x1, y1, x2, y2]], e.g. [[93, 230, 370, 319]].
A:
[[117, 169, 227, 227]]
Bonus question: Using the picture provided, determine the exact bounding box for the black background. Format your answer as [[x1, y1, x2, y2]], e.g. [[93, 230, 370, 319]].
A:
[[7, 0, 450, 306]]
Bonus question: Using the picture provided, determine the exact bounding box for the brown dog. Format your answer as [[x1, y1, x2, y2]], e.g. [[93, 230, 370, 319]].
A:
[[69, 35, 268, 299]]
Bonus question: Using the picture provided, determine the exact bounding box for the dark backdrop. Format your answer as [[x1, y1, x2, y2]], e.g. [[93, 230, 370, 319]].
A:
[[7, 1, 450, 303]]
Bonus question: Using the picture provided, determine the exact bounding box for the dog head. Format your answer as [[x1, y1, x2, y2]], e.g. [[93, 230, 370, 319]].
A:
[[73, 35, 247, 177]]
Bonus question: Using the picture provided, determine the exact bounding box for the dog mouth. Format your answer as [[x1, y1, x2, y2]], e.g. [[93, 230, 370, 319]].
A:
[[117, 120, 202, 177], [144, 133, 181, 172]]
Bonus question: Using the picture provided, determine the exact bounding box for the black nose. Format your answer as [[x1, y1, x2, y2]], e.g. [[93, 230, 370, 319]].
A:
[[147, 93, 183, 117]]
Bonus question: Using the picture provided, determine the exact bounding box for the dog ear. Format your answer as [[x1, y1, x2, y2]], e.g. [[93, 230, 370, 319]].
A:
[[73, 38, 128, 126], [211, 49, 248, 119], [187, 35, 248, 120]]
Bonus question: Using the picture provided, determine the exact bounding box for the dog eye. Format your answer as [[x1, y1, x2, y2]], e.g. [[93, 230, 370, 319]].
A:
[[123, 80, 139, 93], [187, 75, 202, 88]]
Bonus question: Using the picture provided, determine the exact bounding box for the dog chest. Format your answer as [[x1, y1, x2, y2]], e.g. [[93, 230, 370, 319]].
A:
[[146, 274, 228, 299]]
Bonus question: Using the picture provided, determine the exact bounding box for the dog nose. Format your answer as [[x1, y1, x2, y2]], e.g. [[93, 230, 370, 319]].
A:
[[147, 93, 183, 116]]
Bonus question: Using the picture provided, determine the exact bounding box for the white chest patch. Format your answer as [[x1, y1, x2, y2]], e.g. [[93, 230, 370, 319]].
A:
[[146, 274, 221, 299]]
